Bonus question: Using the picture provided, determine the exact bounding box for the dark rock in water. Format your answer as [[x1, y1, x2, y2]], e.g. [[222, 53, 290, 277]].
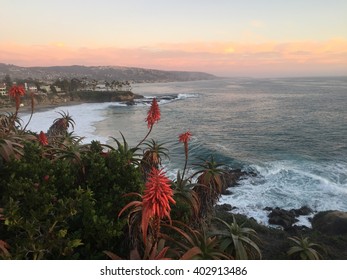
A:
[[215, 203, 234, 212], [221, 168, 257, 194], [312, 211, 347, 235], [268, 207, 298, 229], [125, 100, 135, 106], [267, 206, 313, 229], [292, 206, 313, 216], [223, 189, 233, 195]]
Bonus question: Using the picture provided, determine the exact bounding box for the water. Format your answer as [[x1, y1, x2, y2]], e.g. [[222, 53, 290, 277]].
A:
[[21, 77, 347, 226]]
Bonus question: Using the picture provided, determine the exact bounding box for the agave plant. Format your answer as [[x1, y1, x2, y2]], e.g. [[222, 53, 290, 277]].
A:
[[214, 216, 262, 260], [162, 221, 231, 260], [192, 156, 226, 218], [287, 236, 325, 260]]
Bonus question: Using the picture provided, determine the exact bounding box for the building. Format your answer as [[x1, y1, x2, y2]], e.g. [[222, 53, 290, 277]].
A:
[[24, 83, 38, 92], [0, 83, 7, 96]]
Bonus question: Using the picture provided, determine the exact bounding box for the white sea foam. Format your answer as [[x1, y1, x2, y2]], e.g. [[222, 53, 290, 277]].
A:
[[219, 160, 347, 227], [20, 102, 112, 143], [177, 93, 199, 99]]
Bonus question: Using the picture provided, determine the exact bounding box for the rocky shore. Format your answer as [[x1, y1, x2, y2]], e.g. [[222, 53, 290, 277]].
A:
[[217, 169, 347, 259]]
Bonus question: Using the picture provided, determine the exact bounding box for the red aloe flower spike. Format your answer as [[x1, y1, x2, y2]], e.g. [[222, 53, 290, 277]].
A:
[[136, 98, 161, 148], [179, 131, 192, 144], [9, 85, 26, 113], [142, 167, 175, 242], [179, 131, 192, 180], [145, 98, 160, 128], [38, 131, 48, 146]]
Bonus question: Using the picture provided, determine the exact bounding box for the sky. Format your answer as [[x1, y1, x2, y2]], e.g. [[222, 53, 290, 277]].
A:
[[1, 0, 346, 77]]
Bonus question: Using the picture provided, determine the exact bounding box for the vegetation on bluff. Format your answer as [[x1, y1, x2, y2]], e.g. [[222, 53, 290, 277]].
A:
[[2, 84, 344, 260]]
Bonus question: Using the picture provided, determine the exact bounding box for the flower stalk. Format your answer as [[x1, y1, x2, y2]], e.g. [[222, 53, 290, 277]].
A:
[[136, 98, 160, 148], [179, 131, 192, 180]]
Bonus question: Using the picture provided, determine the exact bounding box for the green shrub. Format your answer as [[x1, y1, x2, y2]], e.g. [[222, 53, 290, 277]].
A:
[[0, 141, 144, 259]]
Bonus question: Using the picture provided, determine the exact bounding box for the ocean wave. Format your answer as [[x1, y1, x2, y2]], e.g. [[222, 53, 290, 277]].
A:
[[20, 102, 111, 144], [219, 159, 347, 227]]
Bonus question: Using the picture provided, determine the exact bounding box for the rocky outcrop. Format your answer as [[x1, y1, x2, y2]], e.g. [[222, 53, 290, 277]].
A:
[[72, 90, 143, 103], [221, 168, 257, 194], [266, 206, 313, 229], [312, 211, 347, 235]]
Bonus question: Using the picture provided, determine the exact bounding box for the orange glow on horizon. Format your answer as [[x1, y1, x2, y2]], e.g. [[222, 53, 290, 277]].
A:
[[0, 39, 346, 76]]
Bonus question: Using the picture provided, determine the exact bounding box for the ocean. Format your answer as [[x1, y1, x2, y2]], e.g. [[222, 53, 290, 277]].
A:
[[21, 77, 347, 226]]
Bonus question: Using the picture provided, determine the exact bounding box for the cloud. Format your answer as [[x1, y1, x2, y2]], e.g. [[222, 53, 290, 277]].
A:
[[0, 39, 346, 76]]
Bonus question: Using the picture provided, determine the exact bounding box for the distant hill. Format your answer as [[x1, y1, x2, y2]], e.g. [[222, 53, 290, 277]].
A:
[[0, 63, 217, 82]]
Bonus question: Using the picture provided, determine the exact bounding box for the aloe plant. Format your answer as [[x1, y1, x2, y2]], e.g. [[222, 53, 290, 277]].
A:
[[287, 236, 325, 260], [46, 111, 75, 141], [171, 171, 201, 223], [162, 221, 231, 260], [110, 132, 141, 166], [192, 156, 226, 218], [215, 216, 262, 260], [141, 139, 169, 179], [104, 239, 172, 260]]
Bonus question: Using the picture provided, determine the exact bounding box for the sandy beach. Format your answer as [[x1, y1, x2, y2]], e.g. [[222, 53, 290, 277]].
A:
[[0, 100, 93, 115]]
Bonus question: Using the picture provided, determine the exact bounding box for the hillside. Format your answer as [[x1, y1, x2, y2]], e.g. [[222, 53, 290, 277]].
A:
[[0, 63, 217, 82]]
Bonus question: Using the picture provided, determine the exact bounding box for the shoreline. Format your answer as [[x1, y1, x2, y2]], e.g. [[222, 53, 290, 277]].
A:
[[0, 100, 88, 115]]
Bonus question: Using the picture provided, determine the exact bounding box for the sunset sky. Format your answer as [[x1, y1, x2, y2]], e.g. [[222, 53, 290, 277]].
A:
[[1, 0, 346, 77]]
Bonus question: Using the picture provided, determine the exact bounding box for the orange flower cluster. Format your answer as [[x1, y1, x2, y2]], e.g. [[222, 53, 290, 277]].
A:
[[145, 98, 160, 128], [9, 85, 25, 111], [142, 167, 175, 219], [179, 131, 192, 159], [141, 167, 175, 241], [38, 131, 48, 146], [179, 131, 192, 144]]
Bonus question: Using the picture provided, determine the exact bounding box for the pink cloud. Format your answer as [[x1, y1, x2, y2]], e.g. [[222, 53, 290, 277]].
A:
[[0, 39, 346, 76]]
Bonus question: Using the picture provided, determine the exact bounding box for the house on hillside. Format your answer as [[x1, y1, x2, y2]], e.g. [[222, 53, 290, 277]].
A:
[[0, 83, 7, 96], [24, 83, 38, 93], [40, 85, 52, 94], [95, 83, 107, 91]]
